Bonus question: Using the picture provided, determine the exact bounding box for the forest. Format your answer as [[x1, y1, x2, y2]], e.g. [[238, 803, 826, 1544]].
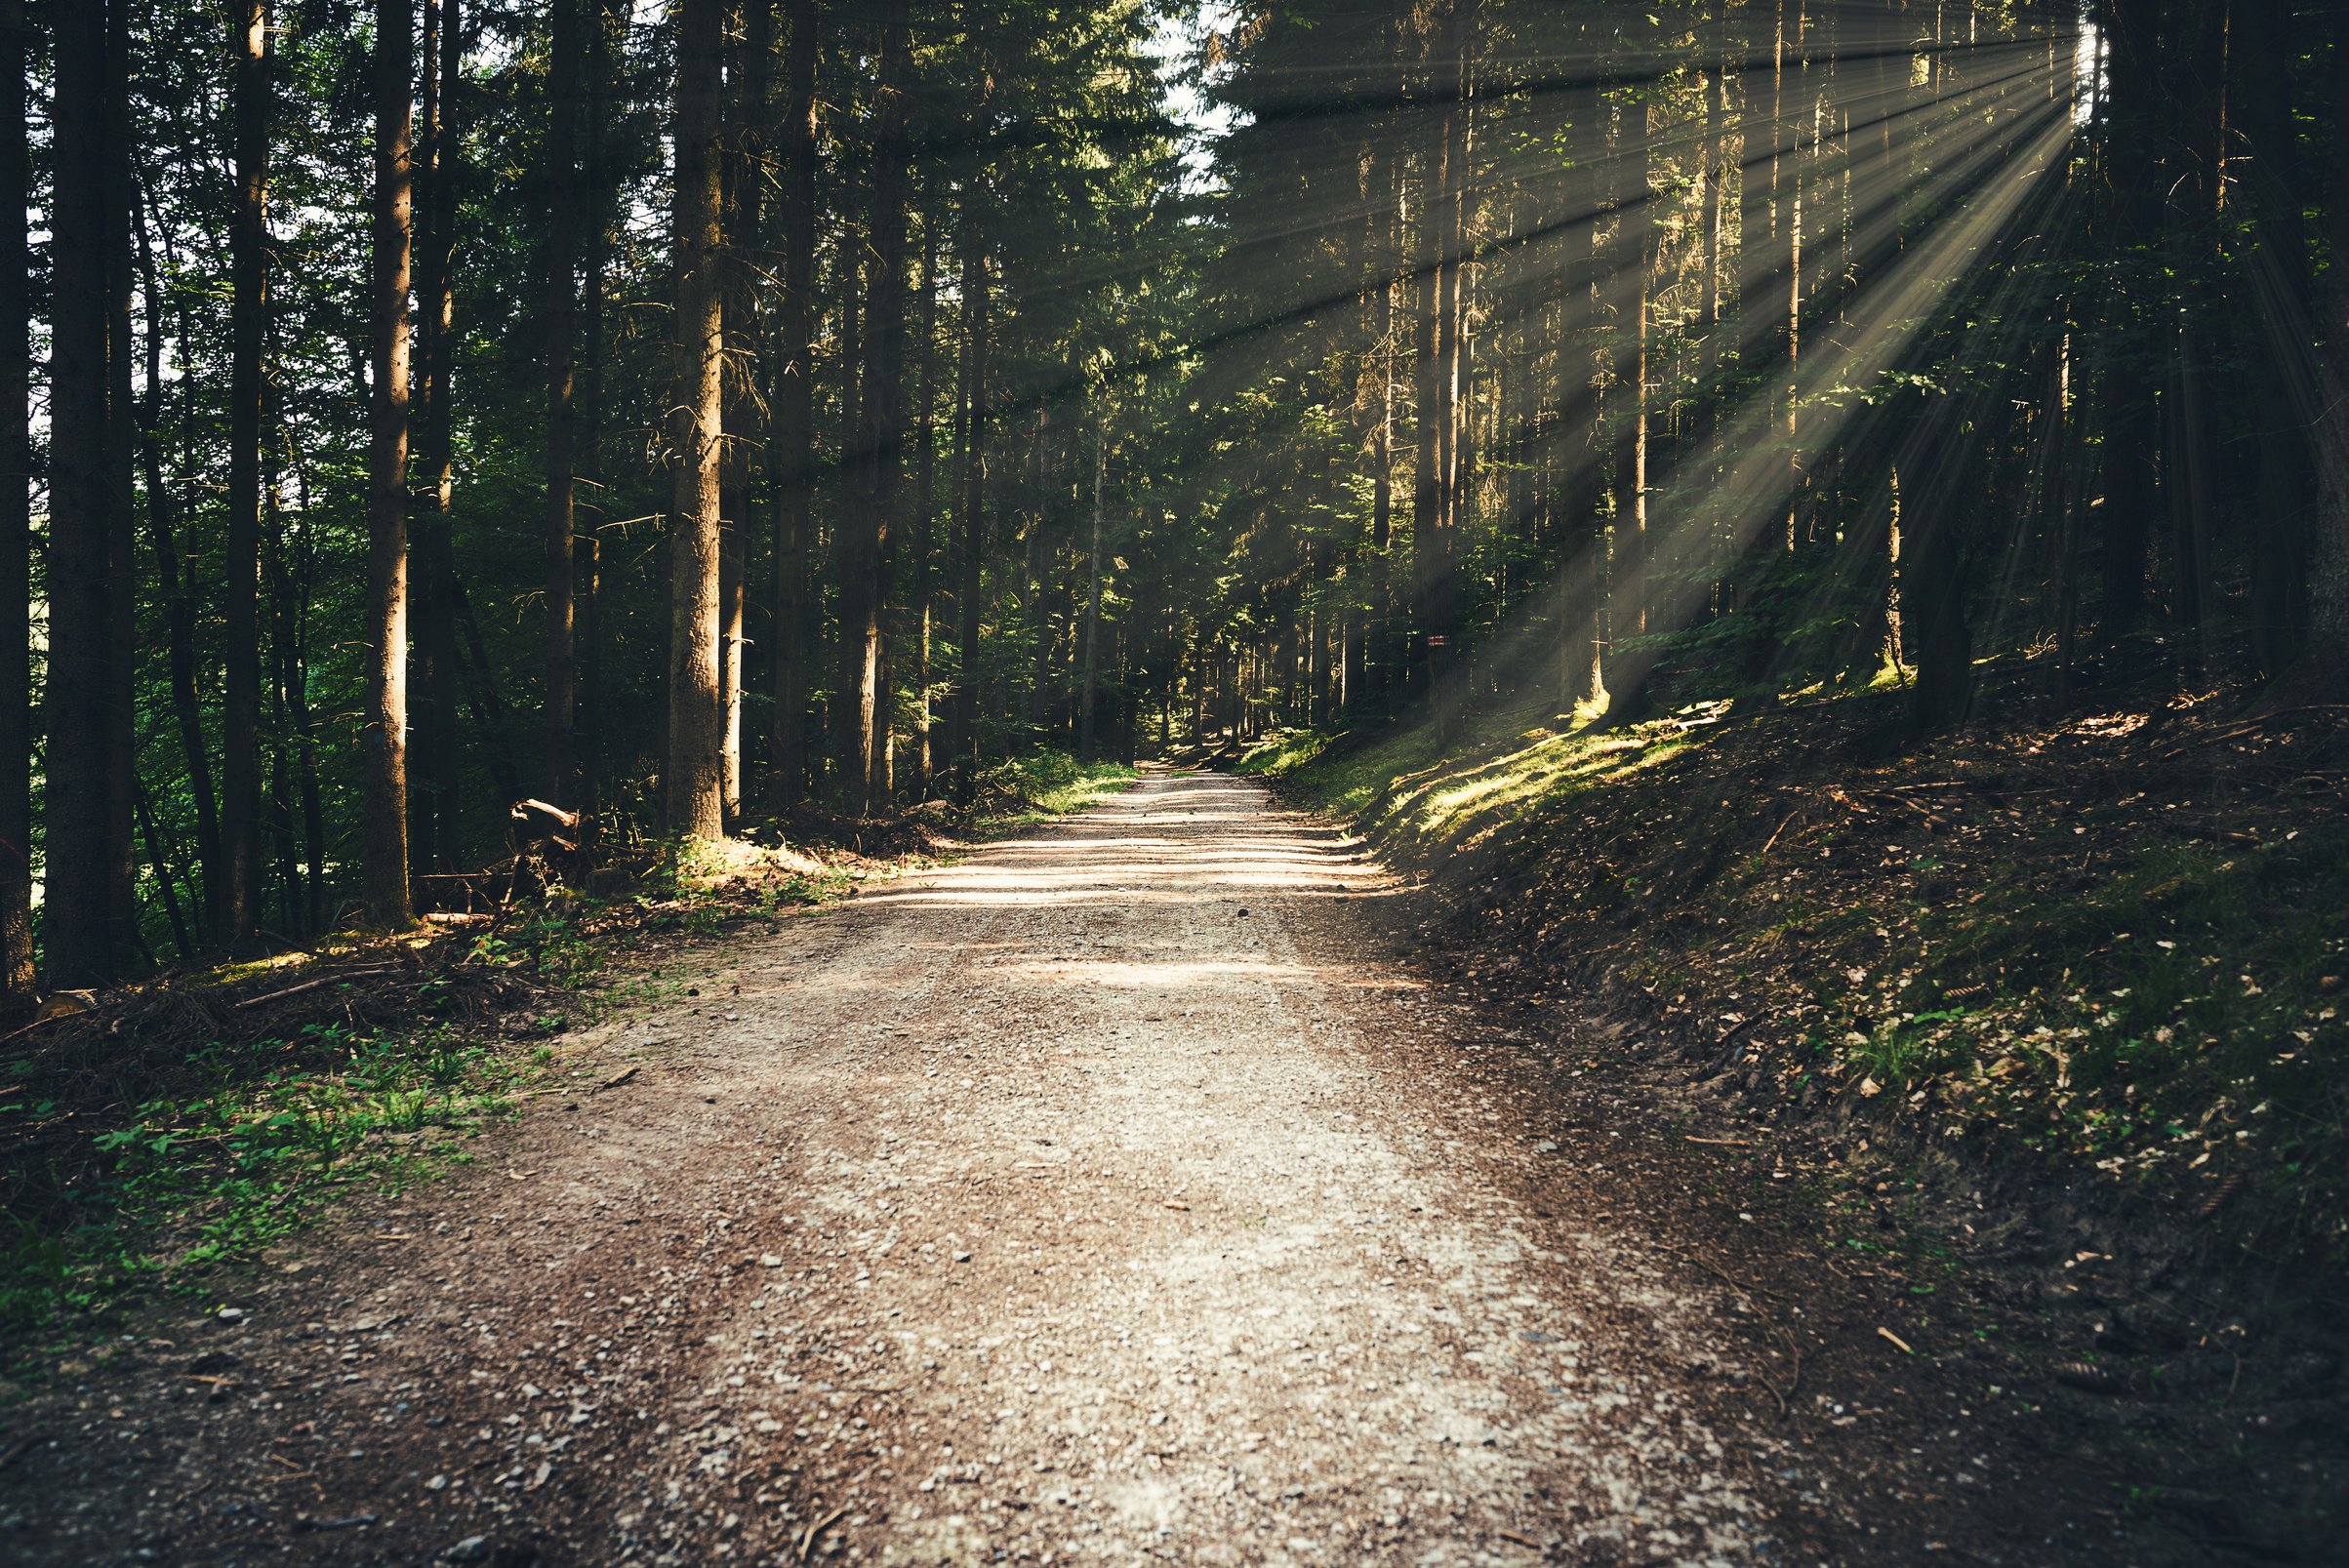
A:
[[4, 0, 2348, 1563], [3, 0, 2341, 981]]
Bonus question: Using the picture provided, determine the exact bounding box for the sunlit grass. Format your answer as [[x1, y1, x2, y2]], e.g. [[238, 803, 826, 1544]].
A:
[[976, 750, 1140, 827], [1251, 706, 1706, 856]]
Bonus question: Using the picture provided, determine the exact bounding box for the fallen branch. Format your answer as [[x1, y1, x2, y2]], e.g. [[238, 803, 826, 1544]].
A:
[[2157, 704, 2349, 761], [235, 967, 398, 1010], [797, 1504, 850, 1562]]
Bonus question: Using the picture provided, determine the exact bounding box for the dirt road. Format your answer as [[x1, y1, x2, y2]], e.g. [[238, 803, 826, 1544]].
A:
[[4, 770, 2111, 1565]]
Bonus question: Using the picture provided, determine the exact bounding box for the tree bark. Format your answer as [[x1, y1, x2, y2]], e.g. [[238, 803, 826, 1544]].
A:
[[410, 0, 461, 871], [719, 0, 771, 824], [102, 0, 137, 969], [2097, 0, 2163, 646], [910, 209, 940, 796], [2230, 0, 2312, 678], [1600, 44, 1664, 727], [0, 0, 32, 995], [667, 0, 727, 841], [47, 0, 137, 985], [1412, 0, 1472, 740], [364, 0, 417, 928], [949, 235, 991, 794], [1080, 421, 1105, 763]]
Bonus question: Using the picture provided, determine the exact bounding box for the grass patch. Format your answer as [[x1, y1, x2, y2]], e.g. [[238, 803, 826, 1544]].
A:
[[972, 750, 1139, 826], [1, 1016, 539, 1336]]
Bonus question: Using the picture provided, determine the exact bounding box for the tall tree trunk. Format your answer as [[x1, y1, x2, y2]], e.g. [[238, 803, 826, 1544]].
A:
[[411, 0, 461, 869], [1436, 0, 1473, 738], [719, 0, 771, 824], [363, 0, 417, 928], [102, 0, 137, 969], [1409, 45, 1445, 699], [2097, 0, 2162, 646], [0, 0, 31, 995], [544, 0, 581, 809], [769, 0, 818, 806], [911, 210, 940, 796], [1080, 421, 1105, 764], [667, 0, 727, 841], [1601, 56, 1664, 726], [1370, 147, 1403, 695], [223, 0, 268, 941], [1023, 409, 1053, 738], [1906, 417, 1976, 731], [47, 0, 137, 985], [837, 0, 911, 811], [1411, 0, 1473, 740], [949, 233, 991, 795], [2231, 0, 2312, 678], [575, 0, 616, 838], [2306, 12, 2349, 683]]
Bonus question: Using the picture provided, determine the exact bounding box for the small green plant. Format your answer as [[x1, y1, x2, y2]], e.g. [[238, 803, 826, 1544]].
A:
[[0, 1021, 538, 1338]]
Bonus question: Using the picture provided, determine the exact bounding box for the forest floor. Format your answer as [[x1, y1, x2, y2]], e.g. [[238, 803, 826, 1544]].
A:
[[0, 764, 2314, 1566], [1239, 666, 2349, 1563]]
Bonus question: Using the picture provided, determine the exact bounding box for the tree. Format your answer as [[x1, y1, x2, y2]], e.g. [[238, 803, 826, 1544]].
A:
[[768, 0, 819, 808], [947, 224, 990, 794], [0, 0, 32, 996], [363, 0, 416, 929], [2312, 10, 2349, 684], [835, 0, 912, 813], [222, 0, 268, 942], [46, 0, 138, 985], [545, 0, 581, 809], [409, 0, 463, 871], [665, 0, 726, 842]]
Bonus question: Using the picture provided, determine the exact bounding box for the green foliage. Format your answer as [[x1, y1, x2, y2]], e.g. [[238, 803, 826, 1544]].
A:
[[974, 749, 1138, 826], [0, 1023, 525, 1334]]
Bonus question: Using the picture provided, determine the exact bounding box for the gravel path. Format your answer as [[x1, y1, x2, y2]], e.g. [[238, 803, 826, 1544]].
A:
[[3, 770, 1994, 1565]]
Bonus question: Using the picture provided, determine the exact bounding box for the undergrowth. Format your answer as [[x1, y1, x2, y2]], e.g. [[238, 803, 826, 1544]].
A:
[[1244, 685, 2349, 1262], [975, 751, 1139, 824], [1, 1020, 538, 1334]]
